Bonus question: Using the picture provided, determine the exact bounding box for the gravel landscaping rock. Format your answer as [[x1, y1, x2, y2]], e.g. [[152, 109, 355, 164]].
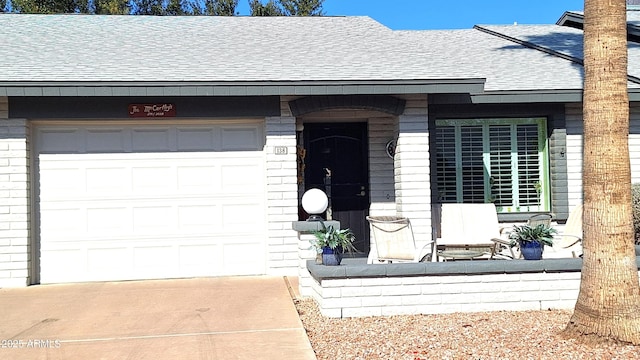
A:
[[294, 298, 640, 360]]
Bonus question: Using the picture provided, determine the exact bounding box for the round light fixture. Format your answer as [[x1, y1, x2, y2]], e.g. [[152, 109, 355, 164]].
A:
[[301, 188, 328, 221]]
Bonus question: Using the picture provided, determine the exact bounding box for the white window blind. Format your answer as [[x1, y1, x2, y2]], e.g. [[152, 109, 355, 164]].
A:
[[435, 118, 549, 213]]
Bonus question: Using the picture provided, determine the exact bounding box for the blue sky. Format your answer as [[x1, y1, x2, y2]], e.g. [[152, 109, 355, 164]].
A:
[[236, 0, 585, 30]]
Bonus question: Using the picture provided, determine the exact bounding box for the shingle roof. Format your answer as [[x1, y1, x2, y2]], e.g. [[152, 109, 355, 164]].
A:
[[478, 24, 640, 88], [0, 13, 639, 99], [1, 14, 480, 83], [396, 27, 587, 93]]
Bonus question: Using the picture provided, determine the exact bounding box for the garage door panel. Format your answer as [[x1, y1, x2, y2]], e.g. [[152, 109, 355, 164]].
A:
[[132, 206, 174, 233], [86, 129, 126, 152], [221, 126, 261, 150], [37, 122, 266, 283], [86, 207, 131, 234], [177, 165, 219, 192], [221, 203, 264, 230], [221, 163, 264, 192], [40, 249, 85, 283], [222, 242, 263, 276], [38, 166, 84, 194], [132, 166, 175, 192], [86, 167, 130, 193], [131, 128, 172, 152], [178, 205, 221, 230], [87, 247, 130, 271], [179, 244, 219, 267], [133, 246, 176, 269], [176, 128, 217, 151], [39, 208, 85, 234], [38, 129, 81, 153]]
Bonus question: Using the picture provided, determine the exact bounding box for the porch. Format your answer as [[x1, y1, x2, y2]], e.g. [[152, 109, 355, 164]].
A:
[[300, 254, 640, 319]]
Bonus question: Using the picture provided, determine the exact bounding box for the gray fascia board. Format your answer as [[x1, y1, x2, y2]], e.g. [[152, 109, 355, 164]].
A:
[[631, 90, 640, 102], [0, 79, 486, 97], [556, 11, 584, 26], [473, 89, 640, 103], [471, 90, 584, 104]]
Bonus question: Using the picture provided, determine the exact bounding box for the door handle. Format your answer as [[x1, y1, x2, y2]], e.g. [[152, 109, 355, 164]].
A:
[[356, 186, 366, 197]]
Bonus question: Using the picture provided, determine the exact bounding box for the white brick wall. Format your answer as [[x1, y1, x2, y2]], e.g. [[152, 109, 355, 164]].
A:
[[0, 110, 32, 287], [565, 103, 584, 210], [630, 103, 640, 184], [310, 271, 586, 318], [264, 98, 301, 276], [395, 95, 432, 248], [566, 102, 640, 207]]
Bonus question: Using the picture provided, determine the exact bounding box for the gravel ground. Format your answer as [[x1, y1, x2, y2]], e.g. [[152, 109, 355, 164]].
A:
[[294, 298, 640, 360]]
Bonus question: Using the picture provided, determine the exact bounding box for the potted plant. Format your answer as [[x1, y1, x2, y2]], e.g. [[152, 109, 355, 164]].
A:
[[311, 224, 356, 266], [509, 224, 556, 260]]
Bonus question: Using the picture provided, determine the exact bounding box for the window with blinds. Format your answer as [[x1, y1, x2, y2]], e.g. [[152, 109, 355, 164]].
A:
[[434, 118, 549, 213]]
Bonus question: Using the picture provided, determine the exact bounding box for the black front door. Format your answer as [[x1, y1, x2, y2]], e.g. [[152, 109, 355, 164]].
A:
[[304, 123, 370, 254]]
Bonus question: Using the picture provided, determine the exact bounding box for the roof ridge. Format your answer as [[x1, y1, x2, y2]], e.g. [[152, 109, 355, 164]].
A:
[[474, 25, 640, 85], [473, 24, 584, 65]]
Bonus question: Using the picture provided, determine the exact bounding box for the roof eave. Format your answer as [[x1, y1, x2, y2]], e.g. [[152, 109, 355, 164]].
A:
[[556, 11, 584, 28], [471, 90, 583, 104], [471, 89, 640, 103], [0, 79, 486, 97]]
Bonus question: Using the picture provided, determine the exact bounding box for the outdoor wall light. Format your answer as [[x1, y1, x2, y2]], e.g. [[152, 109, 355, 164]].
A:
[[301, 188, 328, 221]]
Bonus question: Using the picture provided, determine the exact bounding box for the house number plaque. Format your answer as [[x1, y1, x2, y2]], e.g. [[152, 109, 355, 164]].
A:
[[274, 146, 288, 155]]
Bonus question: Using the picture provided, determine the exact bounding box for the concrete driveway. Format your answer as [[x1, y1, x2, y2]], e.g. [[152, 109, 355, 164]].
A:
[[0, 276, 316, 360]]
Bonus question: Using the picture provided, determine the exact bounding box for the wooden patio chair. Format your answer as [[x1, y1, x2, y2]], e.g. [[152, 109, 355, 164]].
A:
[[366, 216, 434, 264]]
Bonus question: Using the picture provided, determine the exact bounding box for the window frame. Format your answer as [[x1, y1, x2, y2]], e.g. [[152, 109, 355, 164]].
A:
[[434, 117, 550, 213]]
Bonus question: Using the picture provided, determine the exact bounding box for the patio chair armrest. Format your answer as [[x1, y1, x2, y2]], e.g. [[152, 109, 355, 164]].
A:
[[491, 237, 511, 246], [553, 234, 582, 249], [417, 240, 436, 262]]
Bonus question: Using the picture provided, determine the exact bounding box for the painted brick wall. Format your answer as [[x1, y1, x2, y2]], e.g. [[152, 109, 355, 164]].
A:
[[310, 272, 583, 318], [395, 95, 432, 248], [264, 98, 300, 276], [0, 99, 32, 287], [565, 103, 584, 210], [630, 103, 640, 184], [566, 102, 640, 209]]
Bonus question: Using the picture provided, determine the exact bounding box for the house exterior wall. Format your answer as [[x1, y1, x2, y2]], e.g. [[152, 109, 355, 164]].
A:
[[0, 95, 301, 287], [631, 103, 640, 184], [565, 103, 584, 209], [565, 102, 640, 210], [395, 95, 432, 248], [265, 98, 301, 276], [368, 117, 397, 216], [310, 271, 582, 318], [0, 97, 32, 287]]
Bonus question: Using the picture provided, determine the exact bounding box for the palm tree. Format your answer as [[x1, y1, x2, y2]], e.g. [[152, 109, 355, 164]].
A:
[[563, 0, 640, 344]]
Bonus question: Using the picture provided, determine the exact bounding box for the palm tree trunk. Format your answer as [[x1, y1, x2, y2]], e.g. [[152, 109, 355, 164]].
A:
[[563, 0, 640, 344]]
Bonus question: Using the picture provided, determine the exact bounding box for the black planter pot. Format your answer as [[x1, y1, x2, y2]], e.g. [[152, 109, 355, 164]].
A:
[[520, 241, 543, 260], [322, 246, 343, 266]]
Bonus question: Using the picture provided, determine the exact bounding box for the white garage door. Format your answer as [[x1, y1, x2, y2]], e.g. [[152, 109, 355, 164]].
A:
[[35, 121, 266, 284]]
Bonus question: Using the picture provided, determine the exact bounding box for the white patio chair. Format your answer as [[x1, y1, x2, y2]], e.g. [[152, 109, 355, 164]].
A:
[[545, 204, 583, 258], [436, 203, 505, 261], [366, 216, 434, 264]]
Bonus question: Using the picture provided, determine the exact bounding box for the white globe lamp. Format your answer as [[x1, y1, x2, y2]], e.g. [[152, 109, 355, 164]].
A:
[[301, 188, 329, 221]]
